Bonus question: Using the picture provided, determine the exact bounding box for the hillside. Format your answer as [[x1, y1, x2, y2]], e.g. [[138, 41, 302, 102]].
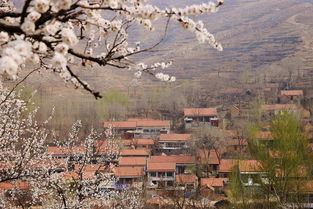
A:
[[14, 0, 313, 133]]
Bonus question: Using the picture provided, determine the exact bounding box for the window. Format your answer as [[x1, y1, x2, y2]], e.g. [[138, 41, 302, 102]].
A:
[[150, 172, 156, 177], [158, 172, 165, 177], [166, 172, 173, 177]]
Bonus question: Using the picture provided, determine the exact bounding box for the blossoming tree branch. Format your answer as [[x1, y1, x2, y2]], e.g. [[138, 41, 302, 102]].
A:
[[0, 0, 223, 99]]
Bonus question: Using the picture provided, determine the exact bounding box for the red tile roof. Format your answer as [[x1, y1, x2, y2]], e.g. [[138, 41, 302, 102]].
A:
[[150, 155, 195, 164], [127, 118, 155, 121], [176, 175, 198, 184], [119, 157, 147, 166], [239, 160, 262, 173], [132, 138, 155, 145], [47, 146, 70, 155], [281, 90, 303, 96], [120, 148, 150, 156], [159, 134, 191, 141], [219, 159, 237, 173], [147, 162, 176, 172], [104, 119, 170, 128], [0, 182, 29, 191], [184, 108, 217, 117], [114, 167, 144, 177], [103, 121, 137, 129], [261, 104, 297, 111], [94, 140, 120, 155], [74, 164, 106, 172], [197, 149, 209, 162], [208, 150, 220, 165], [136, 120, 170, 127], [200, 178, 228, 187]]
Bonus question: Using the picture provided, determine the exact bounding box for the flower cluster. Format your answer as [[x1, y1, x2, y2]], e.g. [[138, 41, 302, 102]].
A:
[[0, 36, 39, 79], [0, 0, 223, 98]]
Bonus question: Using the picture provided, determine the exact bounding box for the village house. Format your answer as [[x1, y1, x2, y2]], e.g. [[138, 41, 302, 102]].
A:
[[120, 148, 151, 158], [133, 119, 171, 138], [196, 150, 220, 173], [175, 174, 198, 190], [200, 177, 229, 194], [157, 134, 191, 155], [218, 159, 237, 178], [147, 162, 176, 188], [239, 160, 264, 188], [226, 139, 248, 152], [114, 167, 144, 187], [280, 90, 303, 103], [103, 118, 170, 139], [103, 121, 137, 138], [261, 104, 298, 118], [150, 155, 195, 174], [94, 140, 120, 164], [118, 157, 147, 168], [131, 138, 155, 149], [184, 108, 218, 128], [47, 146, 87, 162]]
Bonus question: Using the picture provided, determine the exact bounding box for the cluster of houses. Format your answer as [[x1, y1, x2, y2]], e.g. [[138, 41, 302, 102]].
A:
[[1, 87, 313, 206]]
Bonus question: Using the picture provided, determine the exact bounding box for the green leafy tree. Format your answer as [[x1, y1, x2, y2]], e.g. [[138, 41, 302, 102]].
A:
[[247, 112, 313, 208]]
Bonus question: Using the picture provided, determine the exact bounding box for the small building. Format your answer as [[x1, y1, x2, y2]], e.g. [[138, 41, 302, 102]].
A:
[[176, 174, 198, 190], [196, 149, 220, 173], [103, 121, 137, 138], [239, 160, 264, 187], [280, 90, 303, 103], [226, 139, 248, 152], [120, 148, 151, 158], [184, 108, 218, 128], [147, 162, 176, 188], [157, 134, 191, 155], [118, 157, 147, 168], [150, 155, 195, 174], [94, 140, 120, 163], [104, 118, 170, 139], [218, 159, 236, 178], [134, 119, 170, 138], [131, 138, 155, 149], [208, 150, 220, 172], [261, 104, 298, 118], [47, 146, 70, 159], [200, 177, 229, 194], [114, 167, 144, 185]]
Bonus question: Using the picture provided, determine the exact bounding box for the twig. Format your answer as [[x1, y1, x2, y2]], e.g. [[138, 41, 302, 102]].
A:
[[0, 67, 40, 106], [66, 66, 102, 99]]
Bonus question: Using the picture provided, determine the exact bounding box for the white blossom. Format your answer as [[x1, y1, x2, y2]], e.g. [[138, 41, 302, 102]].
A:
[[0, 56, 18, 79], [21, 20, 35, 34], [0, 32, 9, 44], [52, 52, 67, 69], [33, 0, 50, 13], [44, 21, 61, 35], [27, 11, 41, 22], [55, 43, 69, 55], [61, 28, 79, 47]]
